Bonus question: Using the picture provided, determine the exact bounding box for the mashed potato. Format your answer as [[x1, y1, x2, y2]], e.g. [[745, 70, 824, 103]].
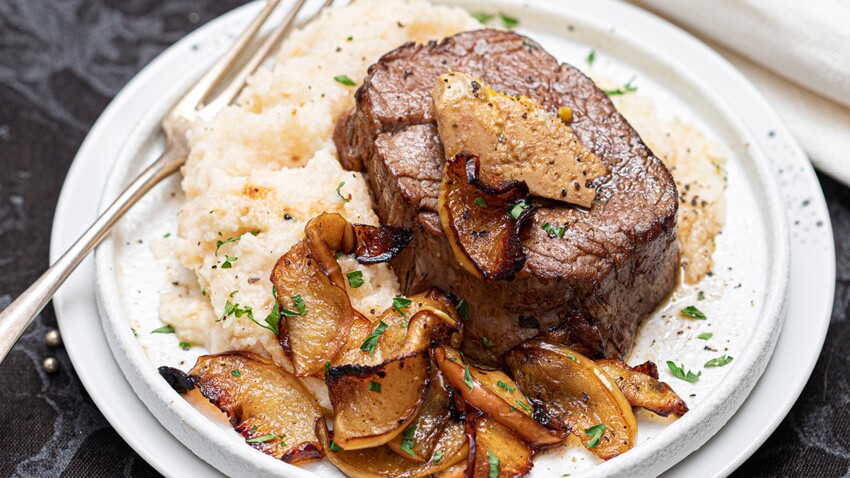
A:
[[159, 0, 481, 368]]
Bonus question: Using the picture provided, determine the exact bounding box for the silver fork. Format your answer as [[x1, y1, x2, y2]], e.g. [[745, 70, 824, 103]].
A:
[[0, 0, 334, 364]]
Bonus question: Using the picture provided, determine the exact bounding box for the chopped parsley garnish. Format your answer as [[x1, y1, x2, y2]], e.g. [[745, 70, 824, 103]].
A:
[[698, 291, 706, 301], [566, 353, 577, 361], [360, 320, 388, 355], [499, 13, 519, 29], [151, 325, 175, 334], [496, 380, 515, 392], [704, 355, 733, 367], [329, 440, 341, 452], [368, 381, 382, 393], [603, 77, 638, 96], [508, 201, 530, 220], [334, 75, 357, 86], [585, 424, 606, 449], [231, 370, 241, 377], [456, 299, 469, 321], [325, 360, 331, 370], [247, 433, 286, 444], [487, 450, 500, 478], [482, 336, 495, 348], [667, 361, 701, 382], [680, 305, 707, 320], [346, 36, 353, 41], [393, 296, 413, 317], [179, 341, 192, 351], [697, 332, 713, 340], [215, 230, 259, 255], [201, 288, 206, 296], [515, 399, 532, 412], [474, 196, 488, 208], [399, 424, 417, 457], [292, 294, 307, 315], [462, 365, 474, 391], [262, 287, 283, 335], [163, 232, 171, 238], [432, 449, 443, 462], [220, 255, 238, 269], [229, 290, 238, 297], [336, 181, 351, 202], [586, 49, 596, 66], [347, 270, 364, 288], [473, 12, 495, 24], [542, 222, 566, 238]]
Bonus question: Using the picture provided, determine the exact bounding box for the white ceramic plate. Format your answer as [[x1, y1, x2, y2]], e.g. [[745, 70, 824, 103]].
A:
[[51, 0, 833, 477]]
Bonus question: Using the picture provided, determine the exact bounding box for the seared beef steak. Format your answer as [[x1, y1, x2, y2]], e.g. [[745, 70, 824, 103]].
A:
[[335, 29, 679, 364]]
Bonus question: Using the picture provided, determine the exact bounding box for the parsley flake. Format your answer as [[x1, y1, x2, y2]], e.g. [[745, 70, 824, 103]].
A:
[[482, 336, 495, 348], [667, 361, 701, 382], [247, 433, 286, 444], [456, 299, 470, 321], [330, 440, 341, 452], [462, 365, 474, 391], [360, 321, 388, 355], [399, 424, 417, 457], [474, 196, 488, 208], [336, 181, 351, 202], [499, 13, 519, 29], [231, 370, 241, 377], [698, 291, 706, 300], [585, 423, 606, 449], [586, 49, 596, 66], [393, 296, 413, 317], [515, 399, 532, 412], [472, 12, 495, 24], [704, 355, 733, 367], [604, 77, 638, 96], [215, 230, 259, 255], [432, 449, 443, 462], [347, 270, 364, 288], [566, 353, 577, 361], [151, 325, 175, 334], [334, 75, 357, 87], [542, 222, 565, 238], [508, 201, 530, 220], [680, 305, 707, 320], [368, 381, 382, 393], [179, 341, 192, 351], [496, 380, 515, 392], [220, 255, 238, 269], [292, 294, 307, 315], [697, 332, 713, 340], [487, 450, 500, 478]]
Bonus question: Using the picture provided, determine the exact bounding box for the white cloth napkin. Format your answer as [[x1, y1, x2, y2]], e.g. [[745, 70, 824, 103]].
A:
[[631, 0, 850, 186]]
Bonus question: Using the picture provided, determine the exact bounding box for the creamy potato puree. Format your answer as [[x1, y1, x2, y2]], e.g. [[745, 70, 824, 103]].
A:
[[157, 0, 725, 370]]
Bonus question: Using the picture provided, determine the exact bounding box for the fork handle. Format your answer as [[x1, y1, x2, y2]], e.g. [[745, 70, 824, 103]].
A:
[[0, 144, 185, 363]]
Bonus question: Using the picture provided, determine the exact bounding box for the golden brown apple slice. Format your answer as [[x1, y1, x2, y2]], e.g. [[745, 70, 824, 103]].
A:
[[465, 411, 534, 478], [596, 359, 689, 417], [433, 71, 606, 207], [327, 297, 463, 451], [433, 346, 561, 447], [438, 152, 533, 281], [159, 352, 323, 464], [326, 351, 430, 450], [316, 417, 468, 478], [387, 366, 455, 462], [506, 341, 637, 460]]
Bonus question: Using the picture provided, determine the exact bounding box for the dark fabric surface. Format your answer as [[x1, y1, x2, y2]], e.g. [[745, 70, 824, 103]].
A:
[[0, 0, 846, 476]]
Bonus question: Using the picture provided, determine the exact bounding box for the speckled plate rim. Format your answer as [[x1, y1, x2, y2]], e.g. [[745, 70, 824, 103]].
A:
[[47, 0, 833, 477]]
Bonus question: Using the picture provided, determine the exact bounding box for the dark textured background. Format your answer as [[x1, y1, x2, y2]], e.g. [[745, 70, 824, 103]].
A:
[[0, 0, 847, 476]]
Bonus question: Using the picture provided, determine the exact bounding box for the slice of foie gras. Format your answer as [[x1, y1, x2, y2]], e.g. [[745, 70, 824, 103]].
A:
[[432, 71, 606, 208]]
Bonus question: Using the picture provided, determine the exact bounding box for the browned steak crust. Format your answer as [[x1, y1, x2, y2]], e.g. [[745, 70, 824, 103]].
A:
[[334, 29, 679, 364]]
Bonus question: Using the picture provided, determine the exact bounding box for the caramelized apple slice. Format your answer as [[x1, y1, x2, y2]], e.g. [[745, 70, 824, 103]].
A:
[[438, 152, 533, 281], [387, 365, 455, 462], [159, 352, 323, 464], [506, 342, 637, 460], [596, 359, 689, 416], [327, 296, 463, 451], [271, 238, 364, 377], [327, 351, 430, 450], [433, 346, 561, 447], [316, 417, 468, 478], [465, 411, 534, 478]]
